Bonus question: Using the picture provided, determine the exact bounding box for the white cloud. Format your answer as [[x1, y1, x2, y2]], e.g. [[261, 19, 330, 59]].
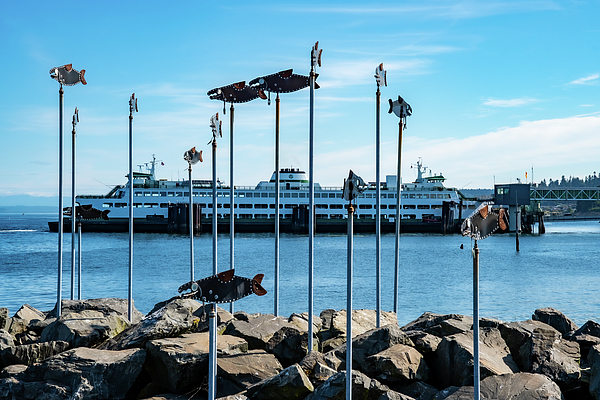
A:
[[569, 73, 599, 85], [483, 98, 540, 107]]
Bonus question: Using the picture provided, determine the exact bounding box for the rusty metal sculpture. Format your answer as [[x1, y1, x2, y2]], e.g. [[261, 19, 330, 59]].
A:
[[178, 269, 267, 304], [249, 69, 317, 103], [343, 170, 367, 202], [207, 81, 266, 114], [65, 204, 110, 221]]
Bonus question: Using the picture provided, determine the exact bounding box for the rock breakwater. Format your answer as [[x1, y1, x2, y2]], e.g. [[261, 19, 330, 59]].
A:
[[1, 299, 599, 400]]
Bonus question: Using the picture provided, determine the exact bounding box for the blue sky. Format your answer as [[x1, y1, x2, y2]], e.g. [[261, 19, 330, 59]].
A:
[[1, 1, 599, 199]]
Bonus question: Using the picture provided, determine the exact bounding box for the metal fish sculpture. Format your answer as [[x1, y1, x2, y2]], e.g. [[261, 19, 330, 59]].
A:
[[207, 81, 266, 104], [461, 203, 508, 240], [311, 41, 322, 68], [49, 64, 87, 86], [184, 147, 203, 165], [375, 63, 386, 87], [343, 170, 367, 202], [249, 69, 318, 94], [388, 95, 412, 119], [178, 269, 267, 304], [64, 204, 110, 220]]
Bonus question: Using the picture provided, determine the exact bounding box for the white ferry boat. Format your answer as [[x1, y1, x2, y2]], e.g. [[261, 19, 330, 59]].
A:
[[50, 157, 479, 234]]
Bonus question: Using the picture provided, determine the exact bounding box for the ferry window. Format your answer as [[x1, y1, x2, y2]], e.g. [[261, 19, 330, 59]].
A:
[[175, 192, 183, 197], [255, 204, 268, 209], [269, 193, 275, 198], [245, 192, 253, 197], [468, 205, 476, 209], [432, 205, 442, 209], [134, 203, 143, 208], [223, 204, 230, 208], [285, 204, 294, 209], [402, 194, 408, 199], [284, 193, 291, 198], [237, 193, 245, 198], [416, 194, 423, 199], [207, 204, 213, 208], [160, 203, 169, 208], [261, 193, 268, 198], [423, 194, 429, 199], [200, 204, 207, 208], [134, 191, 142, 197], [366, 193, 373, 198], [359, 194, 365, 198], [160, 192, 167, 196], [256, 214, 268, 219], [444, 194, 451, 199], [381, 205, 387, 209], [359, 204, 372, 209], [418, 205, 430, 209], [437, 194, 444, 199], [403, 204, 416, 209], [330, 204, 343, 209], [316, 214, 328, 219], [316, 204, 328, 209], [115, 203, 127, 208], [336, 193, 342, 198], [299, 193, 306, 198], [102, 203, 112, 208], [328, 193, 336, 198], [146, 203, 158, 208], [315, 193, 321, 198], [152, 192, 159, 197], [389, 204, 396, 209], [239, 204, 252, 209], [409, 194, 415, 199], [291, 193, 299, 198], [167, 192, 174, 197]]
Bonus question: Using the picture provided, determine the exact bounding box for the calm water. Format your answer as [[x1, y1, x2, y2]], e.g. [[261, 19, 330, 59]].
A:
[[1, 213, 599, 326]]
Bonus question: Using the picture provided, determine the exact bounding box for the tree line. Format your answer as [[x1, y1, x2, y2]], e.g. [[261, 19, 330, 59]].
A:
[[538, 173, 600, 188]]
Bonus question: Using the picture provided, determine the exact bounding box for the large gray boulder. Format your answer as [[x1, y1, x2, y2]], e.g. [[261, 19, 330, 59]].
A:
[[362, 344, 429, 383], [432, 327, 519, 388], [588, 344, 600, 399], [49, 298, 144, 323], [193, 304, 235, 333], [266, 325, 317, 367], [518, 322, 580, 386], [569, 320, 600, 360], [533, 308, 578, 337], [289, 312, 322, 333], [0, 308, 8, 331], [434, 373, 564, 400], [0, 347, 146, 400], [13, 305, 45, 324], [1, 340, 69, 366], [246, 363, 314, 399], [0, 329, 14, 352], [218, 349, 283, 392], [40, 310, 130, 348], [320, 309, 398, 342], [144, 332, 247, 394], [401, 312, 473, 337], [100, 298, 202, 350], [331, 324, 414, 371], [223, 314, 293, 350], [299, 351, 338, 386], [304, 370, 390, 400]]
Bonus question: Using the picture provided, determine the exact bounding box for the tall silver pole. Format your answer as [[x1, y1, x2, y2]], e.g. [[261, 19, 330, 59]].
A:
[[308, 67, 316, 351], [77, 221, 82, 299], [229, 104, 235, 314], [208, 305, 217, 400], [189, 164, 194, 282], [274, 93, 280, 316], [346, 202, 354, 400], [70, 109, 77, 300], [375, 86, 381, 328], [128, 93, 136, 323], [394, 121, 403, 314], [56, 86, 64, 318], [212, 140, 218, 274], [473, 240, 480, 400]]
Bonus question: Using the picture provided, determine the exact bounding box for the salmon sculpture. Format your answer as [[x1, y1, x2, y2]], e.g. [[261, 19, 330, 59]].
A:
[[249, 69, 318, 95], [207, 81, 266, 104], [178, 269, 267, 304], [461, 203, 508, 240], [343, 170, 367, 202], [64, 204, 110, 220], [49, 64, 87, 86]]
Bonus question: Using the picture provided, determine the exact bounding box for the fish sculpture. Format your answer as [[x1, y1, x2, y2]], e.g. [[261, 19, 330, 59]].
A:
[[375, 63, 386, 87], [249, 69, 318, 94], [461, 203, 508, 240], [388, 95, 412, 119], [178, 269, 267, 304], [207, 81, 266, 104], [184, 147, 203, 165], [49, 64, 87, 86], [343, 170, 367, 202], [64, 204, 110, 220], [311, 41, 322, 68]]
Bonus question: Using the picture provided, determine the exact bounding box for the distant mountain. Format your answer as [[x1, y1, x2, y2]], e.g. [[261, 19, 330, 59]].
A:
[[0, 195, 59, 207], [0, 205, 56, 213]]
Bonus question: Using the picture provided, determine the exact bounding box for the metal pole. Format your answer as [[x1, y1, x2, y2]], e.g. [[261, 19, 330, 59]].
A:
[[56, 86, 64, 318], [77, 221, 82, 299], [394, 121, 403, 314], [346, 202, 354, 400], [473, 240, 480, 400], [208, 304, 217, 400], [212, 140, 218, 276], [229, 104, 235, 314], [189, 164, 194, 282], [70, 110, 76, 300], [274, 93, 280, 316], [128, 95, 134, 323], [375, 86, 381, 328], [308, 68, 315, 351]]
